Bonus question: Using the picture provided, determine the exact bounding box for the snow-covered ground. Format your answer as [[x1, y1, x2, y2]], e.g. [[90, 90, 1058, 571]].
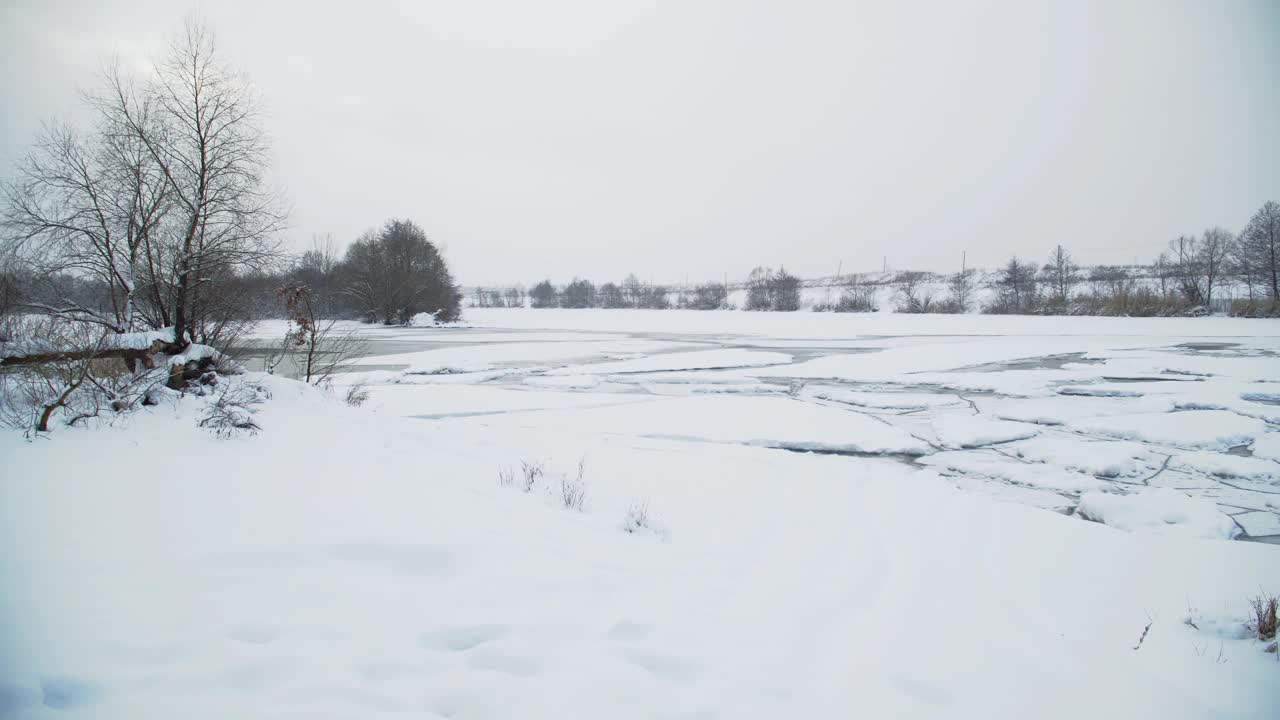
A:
[[3, 309, 1279, 718]]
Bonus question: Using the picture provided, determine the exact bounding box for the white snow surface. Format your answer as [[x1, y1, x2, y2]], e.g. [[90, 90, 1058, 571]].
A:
[[1076, 489, 1240, 540], [1251, 433, 1280, 462], [918, 450, 1109, 493], [1071, 410, 1269, 451], [1007, 436, 1164, 479], [930, 415, 1041, 449]]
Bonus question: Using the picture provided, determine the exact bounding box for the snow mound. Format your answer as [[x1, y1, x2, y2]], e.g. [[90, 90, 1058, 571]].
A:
[[987, 396, 1175, 426], [930, 415, 1040, 449], [407, 311, 469, 327], [1251, 433, 1280, 462], [1076, 488, 1239, 539], [1171, 451, 1280, 483], [1058, 385, 1145, 398], [405, 360, 496, 375], [1071, 410, 1269, 450], [524, 375, 604, 390], [806, 389, 964, 410], [643, 382, 789, 396], [919, 451, 1107, 493], [1008, 436, 1162, 478]]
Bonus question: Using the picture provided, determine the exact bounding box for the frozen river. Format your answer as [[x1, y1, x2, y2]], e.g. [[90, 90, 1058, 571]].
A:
[[256, 310, 1280, 543]]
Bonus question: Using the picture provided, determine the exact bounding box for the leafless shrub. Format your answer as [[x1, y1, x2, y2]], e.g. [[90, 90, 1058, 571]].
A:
[[0, 317, 113, 432], [277, 283, 368, 384], [893, 271, 936, 313], [1228, 298, 1280, 318], [829, 277, 879, 312], [199, 382, 264, 438], [520, 460, 545, 492], [623, 500, 650, 533], [560, 457, 588, 511], [497, 466, 515, 488], [344, 383, 370, 407], [1249, 593, 1278, 641]]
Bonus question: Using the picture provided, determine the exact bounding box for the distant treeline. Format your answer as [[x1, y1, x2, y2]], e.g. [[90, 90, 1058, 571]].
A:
[[1, 219, 463, 347], [475, 269, 803, 312], [485, 201, 1278, 317]]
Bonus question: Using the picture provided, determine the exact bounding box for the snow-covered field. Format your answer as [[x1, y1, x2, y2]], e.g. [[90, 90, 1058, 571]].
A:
[[3, 309, 1279, 718]]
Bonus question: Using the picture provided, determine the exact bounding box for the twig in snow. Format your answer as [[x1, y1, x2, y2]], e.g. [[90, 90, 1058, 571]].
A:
[[1133, 618, 1153, 651]]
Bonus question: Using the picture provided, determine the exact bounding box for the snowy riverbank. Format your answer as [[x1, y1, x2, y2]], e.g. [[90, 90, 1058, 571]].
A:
[[3, 311, 1278, 718]]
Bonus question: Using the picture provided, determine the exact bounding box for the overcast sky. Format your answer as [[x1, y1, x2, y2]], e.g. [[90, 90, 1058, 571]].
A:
[[2, 1, 1277, 286]]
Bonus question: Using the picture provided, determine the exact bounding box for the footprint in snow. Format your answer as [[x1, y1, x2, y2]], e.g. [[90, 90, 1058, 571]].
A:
[[622, 649, 697, 684], [419, 624, 509, 652], [39, 676, 100, 710], [466, 650, 540, 677], [219, 657, 299, 692], [226, 621, 282, 645], [889, 674, 954, 707], [607, 620, 651, 642], [0, 683, 38, 713], [433, 692, 498, 720]]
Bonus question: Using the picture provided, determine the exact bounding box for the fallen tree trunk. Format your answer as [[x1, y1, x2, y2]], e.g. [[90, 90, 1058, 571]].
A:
[[0, 345, 161, 370], [0, 329, 177, 370]]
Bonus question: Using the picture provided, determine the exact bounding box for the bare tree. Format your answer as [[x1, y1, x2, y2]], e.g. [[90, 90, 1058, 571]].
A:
[[1040, 245, 1080, 306], [341, 220, 460, 323], [561, 278, 595, 308], [2, 94, 169, 333], [112, 19, 286, 344], [276, 282, 367, 385], [947, 268, 976, 313], [991, 256, 1038, 313], [598, 282, 626, 308], [894, 271, 935, 313], [770, 268, 802, 311], [1198, 227, 1234, 307], [688, 282, 728, 310], [296, 233, 341, 315], [1236, 201, 1279, 302], [1152, 252, 1174, 299], [504, 286, 526, 308], [529, 279, 557, 309], [744, 267, 769, 310], [1170, 234, 1205, 303], [622, 274, 644, 308]]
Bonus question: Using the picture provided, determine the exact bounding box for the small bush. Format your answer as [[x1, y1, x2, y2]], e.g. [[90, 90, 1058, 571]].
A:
[[836, 285, 879, 312], [560, 458, 587, 511], [893, 271, 937, 313], [520, 460, 545, 492], [199, 383, 264, 438], [497, 466, 514, 488], [1249, 593, 1278, 641], [344, 383, 370, 407], [623, 500, 651, 533], [1229, 299, 1280, 318]]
